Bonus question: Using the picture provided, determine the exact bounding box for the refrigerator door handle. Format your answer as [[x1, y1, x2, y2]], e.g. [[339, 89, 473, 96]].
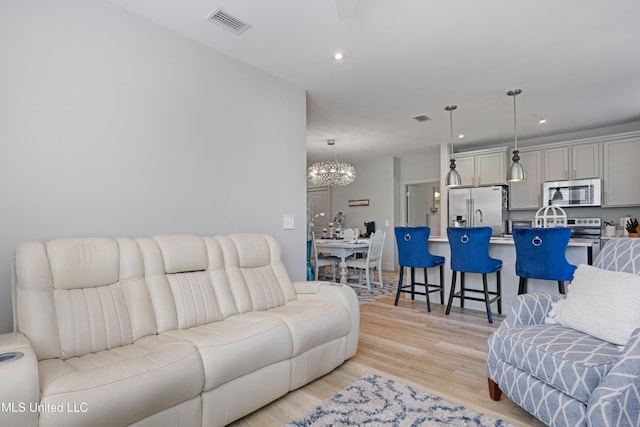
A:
[[466, 199, 470, 226]]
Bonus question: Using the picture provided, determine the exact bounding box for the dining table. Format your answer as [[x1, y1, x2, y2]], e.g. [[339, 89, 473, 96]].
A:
[[315, 238, 370, 285]]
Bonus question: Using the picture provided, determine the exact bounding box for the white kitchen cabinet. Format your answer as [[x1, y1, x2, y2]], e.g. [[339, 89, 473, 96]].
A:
[[453, 156, 475, 186], [603, 137, 640, 206], [544, 142, 600, 181], [476, 151, 508, 185], [572, 143, 600, 179], [455, 149, 508, 186], [509, 149, 543, 209]]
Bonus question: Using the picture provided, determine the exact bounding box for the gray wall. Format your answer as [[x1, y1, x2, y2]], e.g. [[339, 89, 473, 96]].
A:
[[0, 1, 307, 333]]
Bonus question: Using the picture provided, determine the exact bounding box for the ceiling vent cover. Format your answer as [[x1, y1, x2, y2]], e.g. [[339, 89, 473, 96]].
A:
[[413, 114, 431, 122], [207, 9, 251, 35]]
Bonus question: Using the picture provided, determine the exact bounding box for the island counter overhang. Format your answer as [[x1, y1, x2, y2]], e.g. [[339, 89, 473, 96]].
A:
[[417, 235, 597, 315]]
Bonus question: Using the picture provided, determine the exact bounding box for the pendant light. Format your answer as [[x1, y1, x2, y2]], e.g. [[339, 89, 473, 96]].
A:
[[444, 105, 462, 187], [507, 89, 526, 182]]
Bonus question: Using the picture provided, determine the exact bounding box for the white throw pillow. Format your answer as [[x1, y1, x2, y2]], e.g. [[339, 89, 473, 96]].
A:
[[549, 263, 640, 346]]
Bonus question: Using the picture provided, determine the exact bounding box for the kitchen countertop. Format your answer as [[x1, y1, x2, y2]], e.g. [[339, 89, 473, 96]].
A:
[[429, 235, 596, 247]]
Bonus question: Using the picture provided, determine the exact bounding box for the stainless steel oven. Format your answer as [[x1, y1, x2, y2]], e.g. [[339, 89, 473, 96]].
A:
[[543, 178, 602, 207], [566, 217, 601, 263]]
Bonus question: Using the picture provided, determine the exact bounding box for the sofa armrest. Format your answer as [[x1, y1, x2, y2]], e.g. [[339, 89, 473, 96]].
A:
[[293, 280, 331, 294], [295, 283, 360, 359], [587, 328, 640, 426], [498, 292, 564, 331], [0, 333, 39, 427]]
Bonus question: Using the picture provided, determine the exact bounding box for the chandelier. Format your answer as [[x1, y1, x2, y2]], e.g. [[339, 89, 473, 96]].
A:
[[307, 140, 355, 186]]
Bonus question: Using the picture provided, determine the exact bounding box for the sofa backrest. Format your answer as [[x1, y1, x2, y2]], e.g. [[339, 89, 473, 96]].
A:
[[215, 234, 297, 313], [13, 233, 298, 359], [137, 235, 239, 333], [13, 238, 157, 361], [594, 238, 640, 274]]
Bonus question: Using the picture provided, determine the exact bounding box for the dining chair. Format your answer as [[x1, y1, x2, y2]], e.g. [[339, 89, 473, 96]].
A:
[[393, 226, 445, 312], [446, 227, 502, 323], [346, 229, 385, 290], [512, 227, 576, 294], [312, 232, 338, 281]]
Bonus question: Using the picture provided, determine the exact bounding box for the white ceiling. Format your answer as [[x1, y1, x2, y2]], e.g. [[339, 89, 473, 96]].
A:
[[107, 0, 640, 164]]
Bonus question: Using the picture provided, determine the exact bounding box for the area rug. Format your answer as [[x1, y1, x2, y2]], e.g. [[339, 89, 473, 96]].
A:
[[284, 374, 515, 427], [351, 275, 397, 305]]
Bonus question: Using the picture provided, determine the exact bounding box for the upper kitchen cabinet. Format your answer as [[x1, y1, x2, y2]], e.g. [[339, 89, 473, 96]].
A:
[[509, 149, 543, 209], [603, 135, 640, 206], [455, 148, 509, 186], [454, 155, 475, 186], [543, 142, 600, 181]]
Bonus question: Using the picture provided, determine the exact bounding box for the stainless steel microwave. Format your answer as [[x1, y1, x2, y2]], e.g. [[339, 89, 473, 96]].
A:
[[542, 178, 602, 207]]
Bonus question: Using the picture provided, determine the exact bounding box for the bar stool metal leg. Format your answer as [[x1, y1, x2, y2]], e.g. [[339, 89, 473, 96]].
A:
[[460, 272, 465, 309], [439, 264, 444, 304], [424, 269, 432, 312], [446, 271, 457, 315], [497, 270, 502, 314], [394, 266, 404, 305], [482, 273, 493, 324]]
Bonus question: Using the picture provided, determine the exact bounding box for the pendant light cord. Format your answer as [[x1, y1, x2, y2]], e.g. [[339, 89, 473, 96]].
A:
[[449, 108, 454, 157], [507, 89, 522, 151], [512, 93, 518, 151], [445, 105, 457, 158]]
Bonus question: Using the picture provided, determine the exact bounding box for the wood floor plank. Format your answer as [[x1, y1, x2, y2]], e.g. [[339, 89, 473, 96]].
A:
[[229, 271, 544, 426]]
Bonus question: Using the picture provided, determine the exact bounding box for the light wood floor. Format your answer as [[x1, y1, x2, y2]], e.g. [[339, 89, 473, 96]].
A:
[[230, 271, 545, 427]]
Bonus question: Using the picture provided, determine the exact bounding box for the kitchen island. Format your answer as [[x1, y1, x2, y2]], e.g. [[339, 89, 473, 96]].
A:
[[418, 235, 597, 316]]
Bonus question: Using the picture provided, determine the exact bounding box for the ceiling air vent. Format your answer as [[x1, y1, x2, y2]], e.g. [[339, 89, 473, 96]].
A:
[[207, 9, 251, 35], [413, 114, 431, 122]]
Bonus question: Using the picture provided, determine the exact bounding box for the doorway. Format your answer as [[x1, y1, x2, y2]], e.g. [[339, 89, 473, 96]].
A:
[[307, 186, 331, 236], [406, 181, 440, 231]]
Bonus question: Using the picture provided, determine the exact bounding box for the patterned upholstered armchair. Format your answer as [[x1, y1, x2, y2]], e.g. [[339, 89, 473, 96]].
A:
[[487, 238, 640, 427]]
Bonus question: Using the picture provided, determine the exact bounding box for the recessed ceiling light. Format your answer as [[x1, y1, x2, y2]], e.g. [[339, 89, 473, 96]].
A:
[[458, 134, 465, 139], [538, 119, 548, 124], [333, 52, 345, 61]]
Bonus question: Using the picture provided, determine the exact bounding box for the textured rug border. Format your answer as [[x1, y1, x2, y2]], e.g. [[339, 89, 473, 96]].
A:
[[285, 374, 516, 427]]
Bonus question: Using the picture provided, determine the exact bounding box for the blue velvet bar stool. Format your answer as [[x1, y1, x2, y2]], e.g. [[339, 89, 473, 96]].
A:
[[446, 227, 502, 323], [513, 227, 577, 295], [394, 226, 445, 312]]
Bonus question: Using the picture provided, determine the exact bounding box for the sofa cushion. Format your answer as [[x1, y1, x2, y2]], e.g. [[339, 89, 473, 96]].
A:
[[548, 264, 640, 346], [37, 335, 204, 427], [498, 324, 620, 404], [250, 299, 351, 357], [163, 314, 293, 391]]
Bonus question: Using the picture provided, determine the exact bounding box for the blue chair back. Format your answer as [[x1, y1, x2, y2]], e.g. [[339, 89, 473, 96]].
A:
[[513, 227, 576, 281], [394, 227, 444, 268], [447, 227, 501, 273]]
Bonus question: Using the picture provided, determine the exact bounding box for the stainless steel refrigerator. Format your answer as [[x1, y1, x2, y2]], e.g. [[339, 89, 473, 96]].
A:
[[448, 185, 508, 236]]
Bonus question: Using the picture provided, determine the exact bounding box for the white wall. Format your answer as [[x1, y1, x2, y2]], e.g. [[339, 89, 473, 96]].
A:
[[330, 156, 398, 270], [0, 1, 307, 333]]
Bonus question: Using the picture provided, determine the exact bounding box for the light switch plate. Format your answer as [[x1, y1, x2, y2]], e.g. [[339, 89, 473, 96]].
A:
[[283, 214, 295, 230]]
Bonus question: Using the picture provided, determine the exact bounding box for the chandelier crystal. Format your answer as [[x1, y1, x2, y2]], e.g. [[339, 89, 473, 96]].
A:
[[307, 140, 355, 186]]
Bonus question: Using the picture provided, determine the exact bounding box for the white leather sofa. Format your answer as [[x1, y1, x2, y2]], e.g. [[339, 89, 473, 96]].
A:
[[0, 233, 359, 427]]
